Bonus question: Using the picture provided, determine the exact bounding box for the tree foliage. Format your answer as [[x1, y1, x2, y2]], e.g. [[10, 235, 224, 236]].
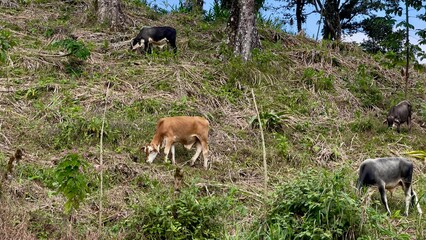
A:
[[360, 16, 404, 54]]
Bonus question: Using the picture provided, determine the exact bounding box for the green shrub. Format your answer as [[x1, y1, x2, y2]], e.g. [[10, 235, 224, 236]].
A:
[[51, 38, 90, 76], [250, 110, 285, 132], [248, 168, 403, 239], [275, 133, 289, 156], [122, 186, 234, 239], [53, 153, 90, 214]]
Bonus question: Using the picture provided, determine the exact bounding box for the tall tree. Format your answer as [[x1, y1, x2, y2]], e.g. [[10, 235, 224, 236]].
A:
[[309, 0, 380, 40], [228, 0, 261, 61], [95, 0, 125, 30], [384, 0, 424, 97], [275, 0, 308, 33]]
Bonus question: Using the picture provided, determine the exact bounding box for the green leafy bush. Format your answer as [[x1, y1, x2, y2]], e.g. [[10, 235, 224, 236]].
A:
[[52, 39, 90, 61], [249, 168, 401, 239], [250, 110, 285, 132], [275, 133, 289, 156], [53, 153, 89, 214], [122, 186, 234, 240], [51, 38, 90, 76]]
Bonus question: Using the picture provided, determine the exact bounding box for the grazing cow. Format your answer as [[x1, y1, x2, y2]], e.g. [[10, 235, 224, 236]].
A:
[[130, 26, 177, 54], [385, 100, 412, 133], [141, 116, 210, 169], [357, 157, 422, 216]]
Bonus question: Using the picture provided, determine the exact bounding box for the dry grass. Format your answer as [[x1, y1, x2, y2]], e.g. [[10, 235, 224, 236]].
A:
[[0, 0, 425, 238]]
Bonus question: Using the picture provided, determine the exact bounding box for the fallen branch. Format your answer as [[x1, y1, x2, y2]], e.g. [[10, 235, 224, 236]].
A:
[[37, 52, 72, 58]]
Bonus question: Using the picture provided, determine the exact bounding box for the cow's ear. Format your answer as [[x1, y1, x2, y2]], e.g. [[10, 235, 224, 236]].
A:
[[141, 146, 146, 152]]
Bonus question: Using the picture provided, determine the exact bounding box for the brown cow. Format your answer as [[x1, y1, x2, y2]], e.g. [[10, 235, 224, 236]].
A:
[[141, 116, 210, 169]]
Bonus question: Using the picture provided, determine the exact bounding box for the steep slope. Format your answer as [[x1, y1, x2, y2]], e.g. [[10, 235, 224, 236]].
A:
[[0, 0, 425, 239]]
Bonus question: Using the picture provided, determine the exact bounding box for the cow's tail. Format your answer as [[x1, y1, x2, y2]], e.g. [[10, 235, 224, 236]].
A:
[[356, 163, 366, 193]]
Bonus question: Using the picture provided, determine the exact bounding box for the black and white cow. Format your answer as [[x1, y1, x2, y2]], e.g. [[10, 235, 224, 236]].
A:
[[357, 157, 422, 216], [385, 100, 412, 133], [130, 26, 177, 54]]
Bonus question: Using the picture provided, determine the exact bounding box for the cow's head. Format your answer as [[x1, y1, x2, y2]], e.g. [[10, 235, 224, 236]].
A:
[[386, 116, 395, 128], [385, 115, 400, 129], [141, 143, 159, 163], [130, 38, 145, 51]]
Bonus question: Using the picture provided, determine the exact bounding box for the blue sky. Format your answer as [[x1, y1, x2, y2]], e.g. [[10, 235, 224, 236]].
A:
[[151, 0, 426, 63]]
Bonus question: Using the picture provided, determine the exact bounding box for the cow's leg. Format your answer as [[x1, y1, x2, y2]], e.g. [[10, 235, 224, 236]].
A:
[[411, 189, 423, 215], [143, 39, 150, 54], [170, 38, 177, 53], [402, 182, 412, 216], [378, 183, 391, 215], [171, 144, 176, 165], [407, 116, 412, 132], [190, 142, 202, 167], [163, 139, 173, 163], [201, 140, 209, 170], [147, 43, 153, 54]]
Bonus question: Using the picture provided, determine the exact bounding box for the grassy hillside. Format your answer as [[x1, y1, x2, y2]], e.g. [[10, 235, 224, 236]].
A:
[[1, 0, 425, 239]]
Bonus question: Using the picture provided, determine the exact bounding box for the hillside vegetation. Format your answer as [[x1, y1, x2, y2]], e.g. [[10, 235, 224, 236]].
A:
[[0, 0, 425, 239]]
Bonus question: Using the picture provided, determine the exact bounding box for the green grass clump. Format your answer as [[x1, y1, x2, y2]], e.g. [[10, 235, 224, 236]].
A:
[[120, 186, 236, 240], [302, 67, 334, 91], [348, 65, 383, 109]]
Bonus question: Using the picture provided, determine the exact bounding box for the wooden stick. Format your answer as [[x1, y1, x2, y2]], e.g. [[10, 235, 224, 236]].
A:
[[251, 89, 268, 197], [98, 82, 111, 235]]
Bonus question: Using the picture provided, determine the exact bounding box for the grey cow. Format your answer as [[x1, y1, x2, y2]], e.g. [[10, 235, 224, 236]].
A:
[[357, 157, 422, 216], [385, 100, 412, 133]]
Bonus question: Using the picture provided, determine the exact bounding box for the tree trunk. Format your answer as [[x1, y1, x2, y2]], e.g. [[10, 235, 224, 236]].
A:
[[322, 0, 341, 40], [95, 0, 125, 31], [228, 0, 261, 61], [296, 0, 303, 33]]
